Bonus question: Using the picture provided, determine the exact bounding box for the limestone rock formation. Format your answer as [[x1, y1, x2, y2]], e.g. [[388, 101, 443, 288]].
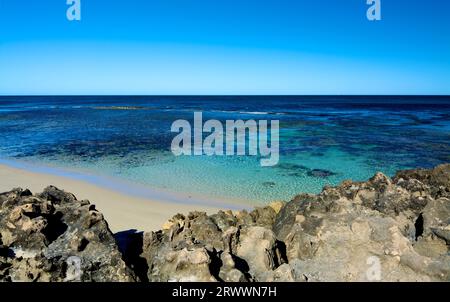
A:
[[0, 164, 449, 282], [142, 164, 450, 282], [0, 186, 135, 282]]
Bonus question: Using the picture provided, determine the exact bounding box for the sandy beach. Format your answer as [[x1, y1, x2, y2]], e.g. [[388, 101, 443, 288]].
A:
[[0, 163, 249, 233]]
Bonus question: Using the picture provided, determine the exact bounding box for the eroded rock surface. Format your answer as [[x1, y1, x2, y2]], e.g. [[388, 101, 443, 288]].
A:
[[143, 164, 450, 282], [0, 186, 135, 281], [1, 164, 449, 282]]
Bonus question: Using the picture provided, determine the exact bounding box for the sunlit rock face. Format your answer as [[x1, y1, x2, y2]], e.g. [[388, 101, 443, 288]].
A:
[[1, 164, 449, 282], [143, 164, 449, 282], [0, 186, 135, 282]]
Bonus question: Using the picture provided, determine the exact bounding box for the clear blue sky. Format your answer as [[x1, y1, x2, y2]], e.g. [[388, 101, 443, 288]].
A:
[[0, 0, 449, 95]]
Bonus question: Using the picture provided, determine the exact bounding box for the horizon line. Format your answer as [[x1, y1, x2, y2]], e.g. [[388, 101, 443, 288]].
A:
[[1, 94, 450, 97]]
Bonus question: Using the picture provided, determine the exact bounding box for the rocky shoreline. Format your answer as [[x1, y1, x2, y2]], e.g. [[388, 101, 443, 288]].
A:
[[1, 164, 449, 282]]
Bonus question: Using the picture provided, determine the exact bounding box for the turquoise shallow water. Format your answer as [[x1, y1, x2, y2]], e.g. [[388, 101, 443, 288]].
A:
[[0, 96, 449, 204]]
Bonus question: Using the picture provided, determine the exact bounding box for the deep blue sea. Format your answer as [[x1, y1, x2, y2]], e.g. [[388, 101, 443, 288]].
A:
[[0, 96, 449, 204]]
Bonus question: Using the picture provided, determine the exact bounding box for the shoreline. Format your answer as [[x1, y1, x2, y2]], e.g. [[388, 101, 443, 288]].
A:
[[0, 162, 252, 233], [1, 163, 448, 281]]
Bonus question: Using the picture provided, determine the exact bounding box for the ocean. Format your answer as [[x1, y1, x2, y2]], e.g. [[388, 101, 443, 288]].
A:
[[0, 96, 449, 204]]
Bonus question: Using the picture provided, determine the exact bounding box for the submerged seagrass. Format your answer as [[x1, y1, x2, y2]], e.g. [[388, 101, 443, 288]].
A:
[[0, 164, 449, 282]]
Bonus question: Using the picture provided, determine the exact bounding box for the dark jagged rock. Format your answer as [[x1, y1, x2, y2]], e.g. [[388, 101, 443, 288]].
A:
[[393, 164, 450, 199], [0, 186, 135, 282]]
